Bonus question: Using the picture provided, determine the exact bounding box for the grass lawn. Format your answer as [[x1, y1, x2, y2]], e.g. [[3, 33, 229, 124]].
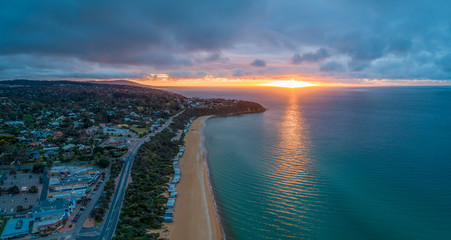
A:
[[130, 126, 147, 135], [0, 217, 8, 236]]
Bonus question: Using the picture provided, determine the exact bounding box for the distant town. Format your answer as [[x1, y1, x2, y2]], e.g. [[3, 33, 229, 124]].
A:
[[0, 80, 265, 239]]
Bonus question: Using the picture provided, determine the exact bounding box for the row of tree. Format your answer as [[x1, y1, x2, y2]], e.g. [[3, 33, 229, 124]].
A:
[[114, 129, 180, 239]]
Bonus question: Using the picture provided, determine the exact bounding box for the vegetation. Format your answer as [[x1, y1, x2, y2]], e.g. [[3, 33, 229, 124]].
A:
[[90, 160, 123, 222], [29, 185, 38, 193], [171, 99, 265, 130], [7, 185, 19, 194], [0, 80, 183, 167], [0, 80, 266, 238], [114, 129, 180, 239], [115, 102, 265, 239]]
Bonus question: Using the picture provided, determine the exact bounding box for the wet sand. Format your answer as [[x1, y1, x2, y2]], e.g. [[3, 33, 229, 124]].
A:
[[166, 116, 222, 240]]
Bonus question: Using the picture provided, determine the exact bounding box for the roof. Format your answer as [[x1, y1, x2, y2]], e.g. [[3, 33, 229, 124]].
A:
[[167, 199, 175, 208], [38, 213, 65, 227], [1, 218, 33, 239], [32, 198, 69, 218], [62, 144, 76, 150]]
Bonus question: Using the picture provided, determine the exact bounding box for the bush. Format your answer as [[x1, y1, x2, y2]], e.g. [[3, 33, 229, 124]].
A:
[[29, 185, 38, 193], [16, 205, 24, 212], [96, 158, 110, 168], [7, 185, 19, 194]]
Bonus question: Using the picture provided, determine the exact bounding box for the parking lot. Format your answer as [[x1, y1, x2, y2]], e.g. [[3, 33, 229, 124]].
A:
[[0, 173, 42, 213]]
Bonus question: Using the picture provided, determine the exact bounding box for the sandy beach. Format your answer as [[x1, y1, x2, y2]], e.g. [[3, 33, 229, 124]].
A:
[[166, 116, 223, 240]]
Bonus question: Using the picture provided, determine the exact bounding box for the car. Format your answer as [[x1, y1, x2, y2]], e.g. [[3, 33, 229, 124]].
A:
[[73, 218, 78, 222], [80, 207, 86, 211], [87, 198, 92, 202]]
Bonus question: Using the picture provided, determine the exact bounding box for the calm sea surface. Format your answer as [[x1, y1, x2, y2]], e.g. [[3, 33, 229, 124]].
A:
[[166, 87, 451, 240]]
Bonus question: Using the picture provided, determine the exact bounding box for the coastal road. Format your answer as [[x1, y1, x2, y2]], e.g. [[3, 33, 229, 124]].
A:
[[96, 111, 183, 240]]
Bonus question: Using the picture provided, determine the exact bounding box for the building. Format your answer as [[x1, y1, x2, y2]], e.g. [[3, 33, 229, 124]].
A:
[[47, 166, 99, 201], [6, 121, 24, 126], [32, 199, 72, 219], [0, 218, 33, 239], [32, 213, 65, 236], [30, 199, 72, 237]]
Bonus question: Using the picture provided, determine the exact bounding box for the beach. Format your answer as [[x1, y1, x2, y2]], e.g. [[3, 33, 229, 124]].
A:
[[166, 116, 223, 240]]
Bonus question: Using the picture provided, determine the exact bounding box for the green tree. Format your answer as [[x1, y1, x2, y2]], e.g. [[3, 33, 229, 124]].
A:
[[24, 114, 34, 125], [7, 185, 19, 194], [29, 185, 38, 193], [80, 196, 88, 206], [96, 158, 110, 168], [16, 205, 24, 212]]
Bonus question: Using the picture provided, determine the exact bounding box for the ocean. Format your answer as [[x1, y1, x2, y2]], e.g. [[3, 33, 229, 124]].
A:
[[166, 87, 451, 240]]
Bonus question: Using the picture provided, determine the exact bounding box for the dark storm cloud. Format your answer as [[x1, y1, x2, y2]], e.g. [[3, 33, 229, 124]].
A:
[[0, 0, 261, 65], [250, 59, 266, 67], [1, 0, 451, 81], [204, 53, 221, 62], [320, 61, 346, 72], [292, 48, 330, 64]]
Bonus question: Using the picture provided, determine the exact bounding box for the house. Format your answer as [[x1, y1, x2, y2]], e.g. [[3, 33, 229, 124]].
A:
[[73, 122, 84, 128], [166, 199, 175, 208], [44, 150, 58, 158], [103, 127, 128, 135], [6, 121, 24, 126], [62, 144, 76, 152], [53, 132, 63, 139], [143, 117, 153, 122], [86, 126, 100, 135], [164, 209, 174, 222], [28, 150, 40, 160]]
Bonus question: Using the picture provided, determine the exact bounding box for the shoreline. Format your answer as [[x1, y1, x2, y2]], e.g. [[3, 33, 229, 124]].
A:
[[166, 116, 223, 240], [200, 116, 227, 240]]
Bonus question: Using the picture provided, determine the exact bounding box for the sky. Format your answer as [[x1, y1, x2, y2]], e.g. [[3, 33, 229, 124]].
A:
[[1, 0, 451, 86]]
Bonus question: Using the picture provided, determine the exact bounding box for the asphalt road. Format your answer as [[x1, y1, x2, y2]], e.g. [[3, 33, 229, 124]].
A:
[[39, 173, 49, 202], [96, 111, 183, 240]]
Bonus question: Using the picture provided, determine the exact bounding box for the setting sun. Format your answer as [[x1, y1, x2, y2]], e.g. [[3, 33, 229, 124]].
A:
[[261, 80, 317, 88]]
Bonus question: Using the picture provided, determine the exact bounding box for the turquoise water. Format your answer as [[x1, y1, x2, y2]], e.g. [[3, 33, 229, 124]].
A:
[[168, 87, 451, 240]]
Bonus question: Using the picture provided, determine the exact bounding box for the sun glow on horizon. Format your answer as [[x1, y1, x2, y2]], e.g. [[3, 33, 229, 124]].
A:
[[261, 80, 317, 88]]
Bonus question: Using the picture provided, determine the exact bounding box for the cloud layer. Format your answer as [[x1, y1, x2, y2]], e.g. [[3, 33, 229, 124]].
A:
[[1, 0, 451, 83]]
